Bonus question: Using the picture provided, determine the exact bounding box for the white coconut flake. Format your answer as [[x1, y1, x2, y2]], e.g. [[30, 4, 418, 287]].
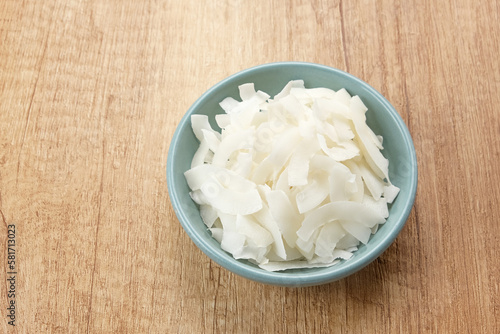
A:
[[350, 97, 390, 180], [210, 227, 223, 243], [336, 234, 360, 250], [266, 190, 302, 248], [239, 83, 256, 100], [274, 80, 305, 101], [184, 164, 255, 192], [362, 195, 389, 219], [215, 113, 231, 129], [287, 138, 320, 186], [314, 222, 346, 258], [211, 128, 254, 167], [219, 97, 240, 114], [191, 139, 210, 168], [201, 129, 220, 153], [184, 81, 400, 270], [296, 201, 385, 241], [201, 183, 262, 215], [317, 133, 359, 161], [252, 202, 288, 260], [314, 97, 350, 119], [332, 115, 355, 140], [333, 88, 352, 106], [259, 259, 340, 272], [384, 184, 401, 203], [328, 163, 356, 202], [296, 174, 330, 214], [340, 220, 373, 245], [199, 204, 218, 228], [357, 159, 386, 200], [235, 214, 273, 248], [191, 114, 220, 142]]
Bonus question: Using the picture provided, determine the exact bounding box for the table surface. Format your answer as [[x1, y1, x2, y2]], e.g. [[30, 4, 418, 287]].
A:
[[1, 0, 499, 333]]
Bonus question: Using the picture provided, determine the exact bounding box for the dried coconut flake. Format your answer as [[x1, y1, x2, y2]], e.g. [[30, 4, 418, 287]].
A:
[[184, 81, 400, 271]]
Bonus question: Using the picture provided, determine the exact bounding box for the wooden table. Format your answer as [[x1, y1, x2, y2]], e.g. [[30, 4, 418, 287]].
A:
[[1, 0, 499, 332]]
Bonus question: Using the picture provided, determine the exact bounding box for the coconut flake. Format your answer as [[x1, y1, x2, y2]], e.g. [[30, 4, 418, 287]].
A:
[[239, 83, 256, 100], [200, 204, 218, 228], [287, 138, 320, 186], [384, 184, 401, 203], [252, 202, 288, 260], [219, 97, 240, 113], [191, 115, 220, 142], [211, 128, 255, 167], [185, 80, 400, 271], [317, 133, 359, 161], [274, 80, 305, 100], [191, 139, 210, 168], [350, 96, 390, 180], [296, 201, 385, 241], [328, 163, 356, 202], [266, 190, 302, 248], [296, 174, 330, 214], [340, 220, 373, 244]]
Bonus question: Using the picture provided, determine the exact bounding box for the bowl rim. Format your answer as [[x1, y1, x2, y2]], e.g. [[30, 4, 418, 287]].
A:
[[167, 61, 418, 287]]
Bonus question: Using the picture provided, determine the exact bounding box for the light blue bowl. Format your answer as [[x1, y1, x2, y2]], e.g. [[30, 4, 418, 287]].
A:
[[167, 62, 417, 287]]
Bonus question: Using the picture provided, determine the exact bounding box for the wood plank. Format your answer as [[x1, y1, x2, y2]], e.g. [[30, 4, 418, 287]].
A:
[[0, 0, 498, 332]]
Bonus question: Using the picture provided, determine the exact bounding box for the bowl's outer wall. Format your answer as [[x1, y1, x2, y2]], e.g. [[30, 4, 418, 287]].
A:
[[167, 62, 418, 287]]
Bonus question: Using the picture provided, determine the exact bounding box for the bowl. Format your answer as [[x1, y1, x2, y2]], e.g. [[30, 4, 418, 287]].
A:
[[167, 62, 417, 287]]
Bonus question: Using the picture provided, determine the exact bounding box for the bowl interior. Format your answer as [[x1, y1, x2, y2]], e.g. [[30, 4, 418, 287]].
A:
[[167, 62, 417, 287]]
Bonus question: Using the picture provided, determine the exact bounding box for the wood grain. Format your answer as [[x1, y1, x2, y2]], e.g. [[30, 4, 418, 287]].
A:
[[1, 0, 499, 332]]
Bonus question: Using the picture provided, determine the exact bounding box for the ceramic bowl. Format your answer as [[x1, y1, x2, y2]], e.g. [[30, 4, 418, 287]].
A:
[[167, 62, 417, 287]]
